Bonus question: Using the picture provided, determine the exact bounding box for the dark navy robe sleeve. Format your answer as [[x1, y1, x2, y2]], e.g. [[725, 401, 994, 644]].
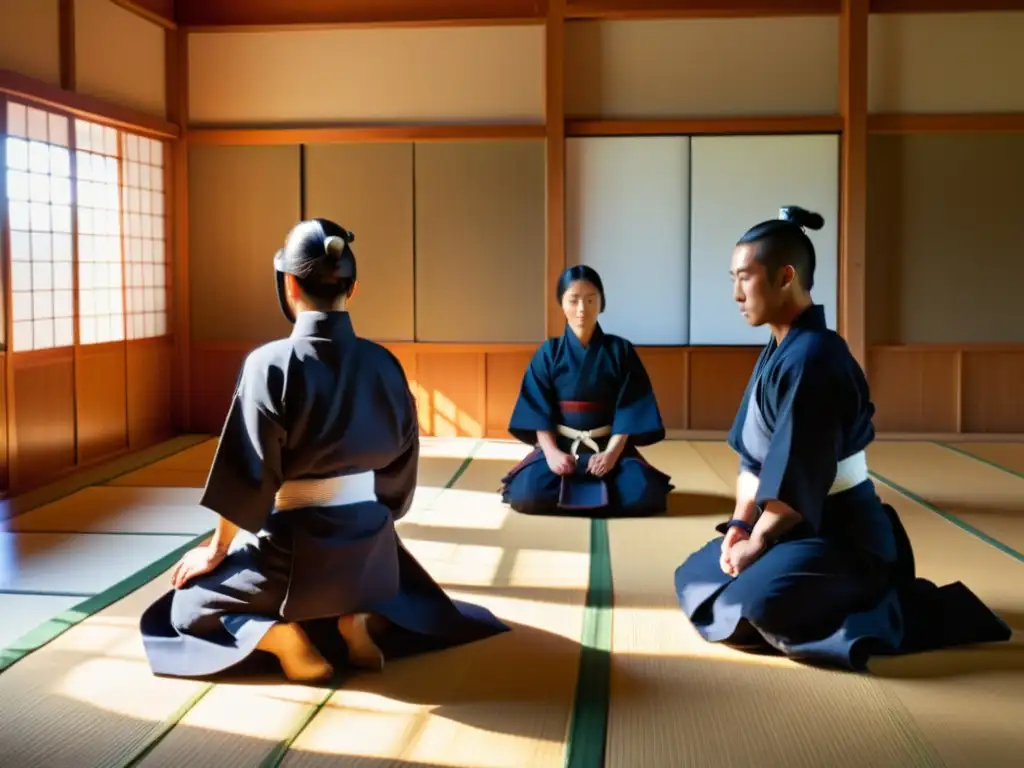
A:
[[508, 343, 558, 445], [610, 343, 665, 447], [199, 353, 287, 534], [373, 372, 421, 523], [754, 360, 841, 532]]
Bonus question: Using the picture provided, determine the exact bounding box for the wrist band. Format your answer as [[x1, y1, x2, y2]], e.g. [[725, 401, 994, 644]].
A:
[[725, 519, 754, 535]]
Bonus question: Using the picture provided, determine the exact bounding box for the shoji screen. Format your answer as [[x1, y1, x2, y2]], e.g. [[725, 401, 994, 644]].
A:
[[688, 134, 839, 346], [566, 136, 690, 345]]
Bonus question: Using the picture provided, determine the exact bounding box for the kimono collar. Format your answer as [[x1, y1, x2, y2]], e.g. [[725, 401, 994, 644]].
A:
[[792, 303, 827, 331], [290, 310, 356, 342], [564, 322, 604, 351]]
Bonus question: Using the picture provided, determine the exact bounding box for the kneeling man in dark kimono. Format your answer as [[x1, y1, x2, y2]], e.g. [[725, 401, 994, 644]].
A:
[[140, 219, 508, 682], [673, 206, 1010, 671]]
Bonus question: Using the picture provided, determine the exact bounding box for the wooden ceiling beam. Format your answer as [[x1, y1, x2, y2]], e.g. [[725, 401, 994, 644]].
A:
[[112, 0, 176, 30], [174, 0, 548, 30]]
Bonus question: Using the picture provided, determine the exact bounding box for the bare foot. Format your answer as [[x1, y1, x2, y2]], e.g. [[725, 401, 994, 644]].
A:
[[338, 613, 385, 671], [257, 623, 334, 683]]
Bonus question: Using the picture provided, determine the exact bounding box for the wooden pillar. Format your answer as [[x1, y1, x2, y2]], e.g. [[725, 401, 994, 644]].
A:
[[166, 29, 191, 431], [839, 0, 868, 367], [545, 1, 566, 339], [59, 0, 76, 91]]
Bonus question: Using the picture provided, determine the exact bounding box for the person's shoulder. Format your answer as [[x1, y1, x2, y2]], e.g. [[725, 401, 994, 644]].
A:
[[241, 337, 293, 372], [782, 328, 853, 380], [353, 337, 409, 377]]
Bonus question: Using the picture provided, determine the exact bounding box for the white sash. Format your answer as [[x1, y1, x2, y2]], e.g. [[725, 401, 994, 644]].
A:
[[829, 450, 869, 495], [555, 424, 613, 457], [275, 471, 377, 510]]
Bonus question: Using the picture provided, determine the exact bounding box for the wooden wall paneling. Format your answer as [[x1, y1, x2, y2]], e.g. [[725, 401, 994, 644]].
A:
[[76, 342, 128, 463], [0, 0, 61, 87], [126, 336, 174, 446], [485, 349, 534, 438], [189, 342, 250, 435], [546, 0, 566, 338], [866, 346, 958, 433], [414, 351, 487, 438], [839, 0, 868, 366], [11, 350, 77, 489], [959, 348, 1024, 434], [687, 347, 760, 431], [637, 347, 688, 431]]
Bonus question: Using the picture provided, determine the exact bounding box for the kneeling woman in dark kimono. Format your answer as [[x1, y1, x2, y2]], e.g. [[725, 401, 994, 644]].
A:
[[500, 265, 674, 518], [140, 219, 508, 683], [673, 207, 1010, 671]]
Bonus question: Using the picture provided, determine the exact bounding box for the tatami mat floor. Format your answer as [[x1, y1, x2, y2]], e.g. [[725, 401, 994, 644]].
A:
[[0, 436, 1020, 767]]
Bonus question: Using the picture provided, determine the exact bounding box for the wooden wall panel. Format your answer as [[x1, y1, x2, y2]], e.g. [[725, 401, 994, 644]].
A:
[[866, 347, 958, 433], [414, 352, 487, 438], [960, 349, 1024, 434], [11, 352, 76, 488], [76, 342, 128, 463], [687, 348, 761, 430], [638, 348, 688, 432], [127, 337, 175, 447], [189, 343, 249, 435], [188, 342, 1024, 438], [485, 350, 533, 437]]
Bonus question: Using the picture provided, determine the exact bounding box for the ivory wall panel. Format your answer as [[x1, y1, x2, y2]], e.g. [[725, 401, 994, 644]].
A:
[[304, 143, 415, 342], [74, 0, 167, 117], [0, 0, 60, 85], [188, 145, 300, 345], [565, 17, 839, 118], [414, 140, 547, 344], [188, 25, 545, 125], [868, 12, 1024, 114], [688, 134, 840, 346], [566, 136, 690, 345]]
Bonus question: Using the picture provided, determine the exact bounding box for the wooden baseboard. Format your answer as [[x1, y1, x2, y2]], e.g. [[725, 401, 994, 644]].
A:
[[188, 341, 1024, 438]]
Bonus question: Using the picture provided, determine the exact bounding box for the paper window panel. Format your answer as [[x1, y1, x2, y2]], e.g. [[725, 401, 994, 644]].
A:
[[6, 101, 74, 350], [74, 118, 125, 345], [121, 133, 168, 340]]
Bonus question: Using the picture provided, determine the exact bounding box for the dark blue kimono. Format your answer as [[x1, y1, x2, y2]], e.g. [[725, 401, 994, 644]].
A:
[[500, 323, 674, 518], [673, 305, 1011, 670], [140, 311, 508, 679]]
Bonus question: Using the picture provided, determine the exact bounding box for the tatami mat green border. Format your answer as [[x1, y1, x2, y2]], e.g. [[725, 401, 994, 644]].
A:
[[0, 530, 213, 673], [937, 441, 1024, 482], [2, 434, 212, 521], [564, 518, 613, 768], [870, 467, 1024, 563]]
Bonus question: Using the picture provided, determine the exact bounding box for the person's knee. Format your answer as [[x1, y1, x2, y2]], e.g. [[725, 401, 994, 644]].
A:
[[169, 589, 204, 635]]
